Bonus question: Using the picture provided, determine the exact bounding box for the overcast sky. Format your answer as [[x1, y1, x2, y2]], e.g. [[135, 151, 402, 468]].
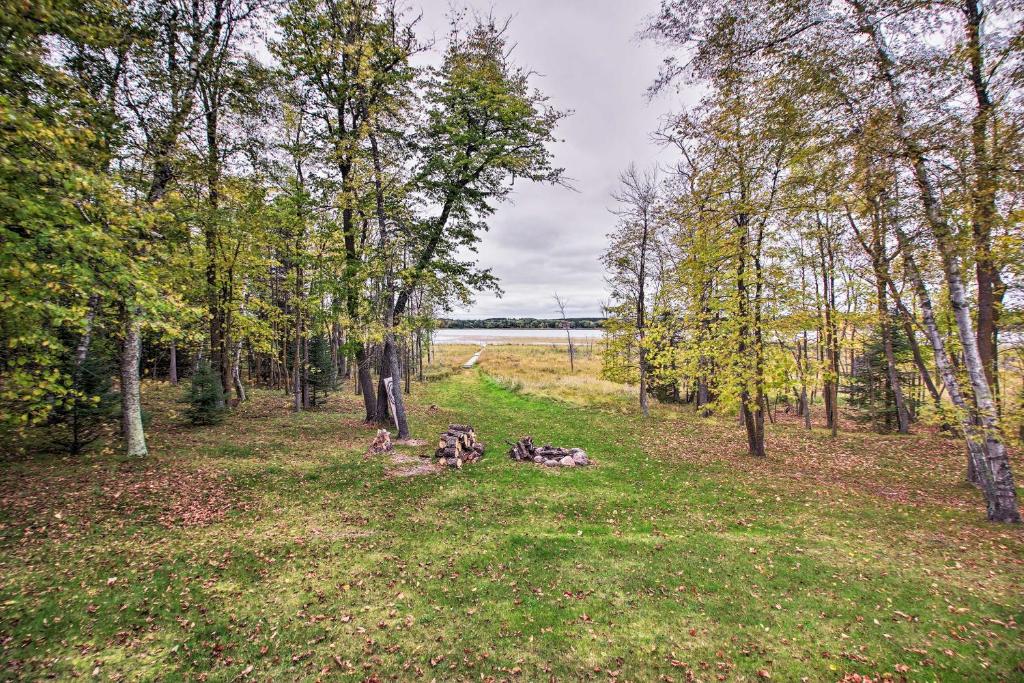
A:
[[415, 0, 676, 319]]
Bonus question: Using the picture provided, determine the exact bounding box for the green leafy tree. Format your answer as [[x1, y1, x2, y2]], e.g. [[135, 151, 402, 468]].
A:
[[0, 0, 142, 432]]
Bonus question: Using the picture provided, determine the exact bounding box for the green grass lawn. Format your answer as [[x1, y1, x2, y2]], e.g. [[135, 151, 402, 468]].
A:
[[1, 367, 1022, 681]]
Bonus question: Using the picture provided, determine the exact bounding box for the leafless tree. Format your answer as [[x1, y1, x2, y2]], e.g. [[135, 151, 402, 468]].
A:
[[610, 163, 659, 417], [553, 292, 574, 372]]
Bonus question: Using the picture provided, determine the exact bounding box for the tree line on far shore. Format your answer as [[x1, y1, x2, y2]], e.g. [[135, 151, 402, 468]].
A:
[[440, 318, 605, 329]]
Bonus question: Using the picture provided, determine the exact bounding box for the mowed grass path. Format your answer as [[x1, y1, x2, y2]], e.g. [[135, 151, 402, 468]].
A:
[[1, 366, 1022, 681]]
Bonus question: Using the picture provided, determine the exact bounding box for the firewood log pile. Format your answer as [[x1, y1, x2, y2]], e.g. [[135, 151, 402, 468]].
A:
[[432, 424, 485, 469], [507, 436, 591, 467]]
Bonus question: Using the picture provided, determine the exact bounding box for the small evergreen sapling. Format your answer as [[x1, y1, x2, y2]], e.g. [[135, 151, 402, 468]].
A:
[[308, 335, 336, 406], [186, 361, 227, 425], [849, 324, 917, 432], [50, 340, 119, 455]]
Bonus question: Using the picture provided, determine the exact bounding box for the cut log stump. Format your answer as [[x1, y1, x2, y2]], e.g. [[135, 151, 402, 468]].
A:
[[368, 429, 393, 456]]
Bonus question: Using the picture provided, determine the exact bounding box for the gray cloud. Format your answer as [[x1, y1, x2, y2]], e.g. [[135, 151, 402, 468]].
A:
[[415, 0, 674, 318]]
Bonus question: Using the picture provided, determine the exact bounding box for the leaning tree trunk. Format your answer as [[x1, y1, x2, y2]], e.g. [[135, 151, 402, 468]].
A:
[[938, 241, 1019, 521], [120, 307, 148, 457], [890, 293, 941, 408]]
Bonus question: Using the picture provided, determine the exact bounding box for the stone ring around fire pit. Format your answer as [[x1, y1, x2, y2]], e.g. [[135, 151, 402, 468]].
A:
[[507, 436, 591, 467]]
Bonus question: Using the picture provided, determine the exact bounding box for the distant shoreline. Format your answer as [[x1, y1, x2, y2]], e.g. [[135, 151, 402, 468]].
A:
[[439, 317, 605, 330], [433, 328, 604, 345]]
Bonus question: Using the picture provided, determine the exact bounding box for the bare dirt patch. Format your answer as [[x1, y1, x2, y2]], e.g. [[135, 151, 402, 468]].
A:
[[386, 452, 441, 478]]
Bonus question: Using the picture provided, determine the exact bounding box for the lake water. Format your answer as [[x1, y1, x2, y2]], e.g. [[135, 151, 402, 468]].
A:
[[433, 328, 604, 345]]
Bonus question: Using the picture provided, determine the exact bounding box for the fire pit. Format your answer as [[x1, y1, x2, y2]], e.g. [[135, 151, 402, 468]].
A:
[[507, 436, 591, 467]]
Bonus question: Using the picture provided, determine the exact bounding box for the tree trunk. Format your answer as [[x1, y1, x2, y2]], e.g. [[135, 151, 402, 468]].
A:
[[356, 346, 377, 422], [404, 339, 411, 395], [169, 341, 178, 385], [639, 346, 650, 418], [894, 299, 941, 406], [302, 334, 310, 409], [233, 341, 245, 402], [375, 362, 390, 424], [293, 301, 302, 413], [330, 322, 340, 380], [74, 294, 100, 373], [565, 327, 575, 372], [637, 209, 649, 417], [963, 0, 1003, 407], [205, 129, 229, 398], [801, 386, 811, 429], [120, 307, 147, 457], [801, 334, 811, 429], [696, 376, 710, 416], [751, 221, 767, 456], [874, 260, 945, 418], [736, 216, 766, 457], [385, 335, 410, 439], [417, 330, 424, 382], [937, 238, 1018, 521], [741, 400, 766, 458], [818, 235, 840, 437]]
